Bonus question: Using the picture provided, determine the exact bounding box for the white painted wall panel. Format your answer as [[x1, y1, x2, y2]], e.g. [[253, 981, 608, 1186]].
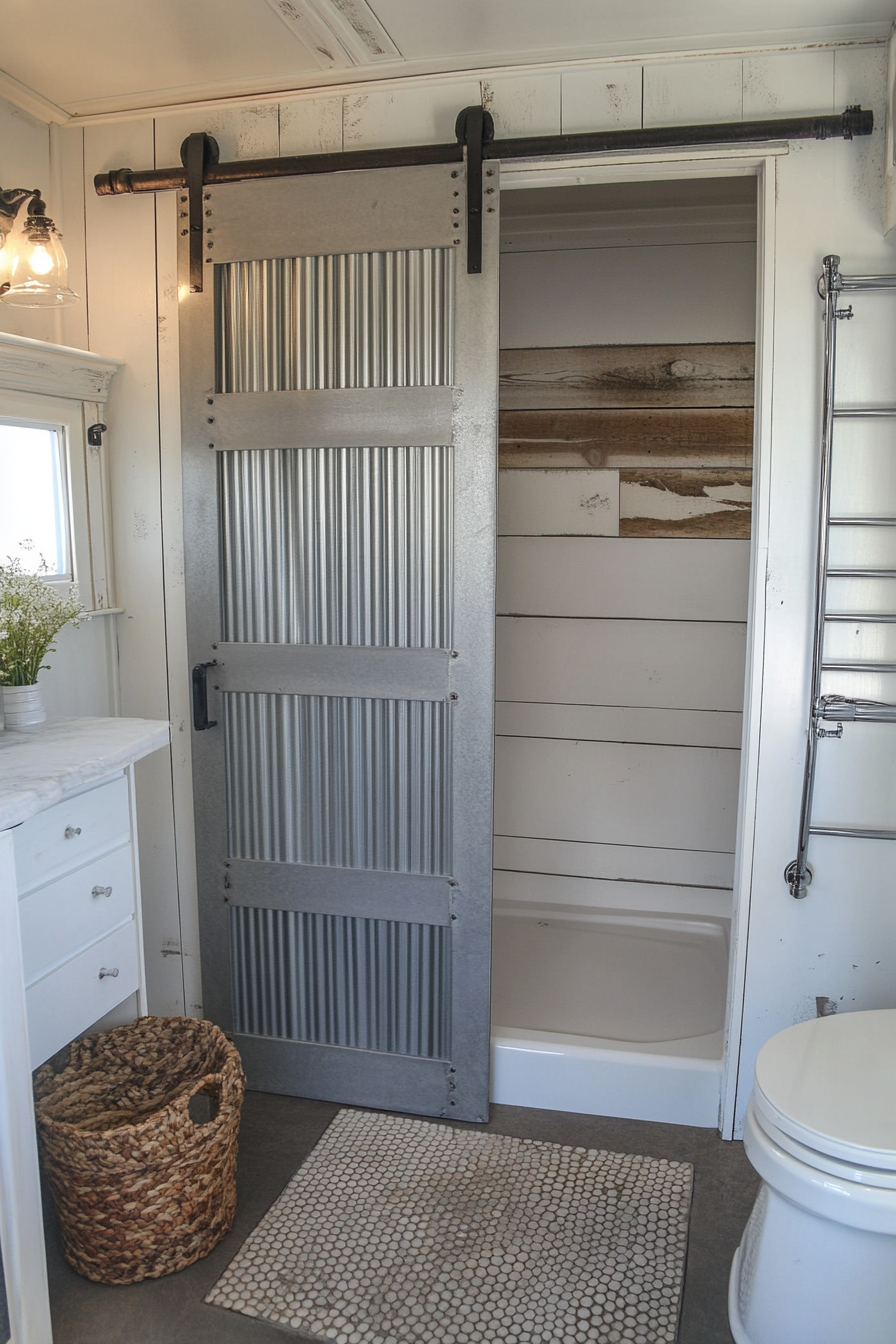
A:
[[83, 120, 185, 1018], [493, 834, 735, 890], [495, 702, 743, 749], [494, 736, 741, 851], [643, 58, 743, 127], [0, 96, 55, 344], [279, 96, 343, 155], [496, 616, 747, 709], [498, 469, 619, 536], [494, 868, 732, 920], [39, 616, 119, 719], [830, 419, 896, 517], [500, 243, 757, 348], [482, 71, 561, 138], [343, 79, 481, 149], [497, 538, 751, 620], [153, 102, 279, 166], [560, 65, 643, 134], [742, 51, 834, 119]]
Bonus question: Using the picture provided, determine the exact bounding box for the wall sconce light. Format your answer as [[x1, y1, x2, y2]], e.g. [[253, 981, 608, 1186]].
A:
[[0, 186, 78, 307]]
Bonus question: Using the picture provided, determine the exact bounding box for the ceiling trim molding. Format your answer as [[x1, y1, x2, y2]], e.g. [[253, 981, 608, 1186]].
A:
[[0, 333, 122, 402], [0, 67, 70, 125], [57, 29, 888, 124]]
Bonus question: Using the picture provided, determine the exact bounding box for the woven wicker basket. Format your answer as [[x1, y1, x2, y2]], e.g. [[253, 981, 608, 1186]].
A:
[[33, 1015, 245, 1284]]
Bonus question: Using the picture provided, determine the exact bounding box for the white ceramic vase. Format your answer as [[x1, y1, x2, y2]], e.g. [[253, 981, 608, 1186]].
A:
[[2, 683, 46, 729]]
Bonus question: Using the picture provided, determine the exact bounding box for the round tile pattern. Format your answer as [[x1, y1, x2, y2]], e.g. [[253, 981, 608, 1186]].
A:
[[206, 1109, 693, 1344]]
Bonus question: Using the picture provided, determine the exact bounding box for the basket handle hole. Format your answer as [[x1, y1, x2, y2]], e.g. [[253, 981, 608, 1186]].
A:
[[188, 1088, 219, 1126]]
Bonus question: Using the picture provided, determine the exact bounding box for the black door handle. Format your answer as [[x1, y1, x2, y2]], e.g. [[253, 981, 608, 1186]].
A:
[[192, 660, 218, 730]]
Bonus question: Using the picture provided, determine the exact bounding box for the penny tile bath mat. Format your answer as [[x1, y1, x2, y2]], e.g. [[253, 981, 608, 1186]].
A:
[[206, 1108, 693, 1344]]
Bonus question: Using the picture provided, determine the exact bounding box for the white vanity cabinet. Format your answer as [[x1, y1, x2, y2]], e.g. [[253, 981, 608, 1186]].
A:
[[15, 773, 144, 1070], [0, 718, 169, 1344]]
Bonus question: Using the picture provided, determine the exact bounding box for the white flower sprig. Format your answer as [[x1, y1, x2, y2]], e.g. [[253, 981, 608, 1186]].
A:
[[0, 556, 85, 687]]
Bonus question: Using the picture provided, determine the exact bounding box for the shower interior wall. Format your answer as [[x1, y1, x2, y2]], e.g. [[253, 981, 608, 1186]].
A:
[[494, 186, 757, 948], [487, 185, 757, 1122], [1, 38, 896, 1135]]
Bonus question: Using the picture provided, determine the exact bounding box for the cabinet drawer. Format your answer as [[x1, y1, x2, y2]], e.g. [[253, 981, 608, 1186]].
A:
[[13, 774, 131, 894], [20, 844, 136, 986], [26, 920, 139, 1069]]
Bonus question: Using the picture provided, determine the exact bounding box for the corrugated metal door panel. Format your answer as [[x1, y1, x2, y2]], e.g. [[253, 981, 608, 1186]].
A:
[[181, 162, 498, 1121]]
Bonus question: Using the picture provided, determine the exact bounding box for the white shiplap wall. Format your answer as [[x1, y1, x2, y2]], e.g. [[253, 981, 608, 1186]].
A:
[[0, 38, 886, 1136]]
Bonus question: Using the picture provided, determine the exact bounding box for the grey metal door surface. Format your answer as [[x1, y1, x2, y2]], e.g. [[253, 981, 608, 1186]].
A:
[[180, 163, 499, 1121]]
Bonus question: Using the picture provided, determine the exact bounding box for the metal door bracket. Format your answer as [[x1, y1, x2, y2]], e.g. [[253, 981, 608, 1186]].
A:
[[87, 422, 106, 447], [192, 659, 218, 730], [455, 106, 494, 276], [181, 132, 219, 294]]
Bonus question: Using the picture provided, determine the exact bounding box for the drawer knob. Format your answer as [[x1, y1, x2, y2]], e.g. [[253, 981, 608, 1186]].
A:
[[64, 826, 82, 839], [91, 885, 114, 898], [98, 967, 119, 979]]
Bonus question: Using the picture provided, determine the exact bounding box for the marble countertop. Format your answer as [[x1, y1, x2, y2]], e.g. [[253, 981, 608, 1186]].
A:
[[0, 717, 170, 830]]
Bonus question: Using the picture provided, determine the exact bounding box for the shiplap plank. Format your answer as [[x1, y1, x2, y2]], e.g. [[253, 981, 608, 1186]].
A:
[[492, 834, 735, 890], [494, 737, 741, 852], [499, 344, 755, 410], [500, 408, 754, 469], [498, 469, 619, 536], [153, 103, 279, 166], [85, 120, 186, 1017], [560, 65, 643, 134], [495, 703, 744, 749], [494, 870, 732, 921], [620, 468, 752, 539], [643, 58, 743, 128], [497, 616, 747, 709], [482, 71, 561, 138], [742, 51, 834, 119], [343, 79, 481, 150], [279, 96, 343, 155], [497, 538, 751, 620]]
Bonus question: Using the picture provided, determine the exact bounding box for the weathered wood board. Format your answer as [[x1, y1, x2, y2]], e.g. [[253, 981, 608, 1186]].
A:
[[620, 468, 752, 538], [499, 343, 755, 410], [499, 407, 753, 469], [498, 468, 619, 536]]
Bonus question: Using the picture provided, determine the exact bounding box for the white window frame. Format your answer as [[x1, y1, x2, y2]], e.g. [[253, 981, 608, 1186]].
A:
[[0, 335, 122, 612]]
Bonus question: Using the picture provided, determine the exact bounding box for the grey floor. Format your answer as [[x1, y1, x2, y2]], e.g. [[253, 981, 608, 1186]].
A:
[[45, 1093, 759, 1344]]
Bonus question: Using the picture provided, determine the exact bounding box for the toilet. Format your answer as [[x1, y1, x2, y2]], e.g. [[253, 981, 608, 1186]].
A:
[[729, 1008, 896, 1344]]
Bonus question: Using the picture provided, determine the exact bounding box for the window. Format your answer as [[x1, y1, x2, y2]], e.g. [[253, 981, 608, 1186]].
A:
[[0, 336, 120, 612], [0, 421, 71, 578]]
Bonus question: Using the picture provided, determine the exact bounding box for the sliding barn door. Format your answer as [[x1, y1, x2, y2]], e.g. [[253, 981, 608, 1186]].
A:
[[180, 165, 499, 1121]]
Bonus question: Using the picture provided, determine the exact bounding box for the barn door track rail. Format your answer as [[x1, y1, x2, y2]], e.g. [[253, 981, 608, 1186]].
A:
[[785, 254, 896, 899], [94, 105, 872, 288]]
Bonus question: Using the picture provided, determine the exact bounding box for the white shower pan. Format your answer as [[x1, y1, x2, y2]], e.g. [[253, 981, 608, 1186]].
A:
[[490, 903, 728, 1127]]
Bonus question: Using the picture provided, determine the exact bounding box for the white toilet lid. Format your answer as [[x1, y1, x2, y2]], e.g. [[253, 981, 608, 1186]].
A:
[[754, 1009, 896, 1170]]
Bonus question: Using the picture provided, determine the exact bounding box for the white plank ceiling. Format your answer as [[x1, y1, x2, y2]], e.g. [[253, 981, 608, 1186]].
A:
[[0, 0, 892, 119]]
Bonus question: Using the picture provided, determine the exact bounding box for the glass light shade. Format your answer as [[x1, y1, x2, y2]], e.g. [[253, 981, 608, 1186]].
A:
[[0, 215, 78, 308]]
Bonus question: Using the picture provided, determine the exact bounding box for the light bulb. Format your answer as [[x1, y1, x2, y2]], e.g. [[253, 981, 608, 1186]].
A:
[[28, 242, 54, 276]]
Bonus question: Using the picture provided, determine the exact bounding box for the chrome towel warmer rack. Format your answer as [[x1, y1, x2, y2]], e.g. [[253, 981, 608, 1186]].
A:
[[787, 254, 896, 897]]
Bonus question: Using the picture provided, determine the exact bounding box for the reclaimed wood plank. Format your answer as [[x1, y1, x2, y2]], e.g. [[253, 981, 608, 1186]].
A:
[[498, 469, 619, 536], [620, 468, 752, 539], [499, 343, 755, 409], [500, 407, 753, 469]]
